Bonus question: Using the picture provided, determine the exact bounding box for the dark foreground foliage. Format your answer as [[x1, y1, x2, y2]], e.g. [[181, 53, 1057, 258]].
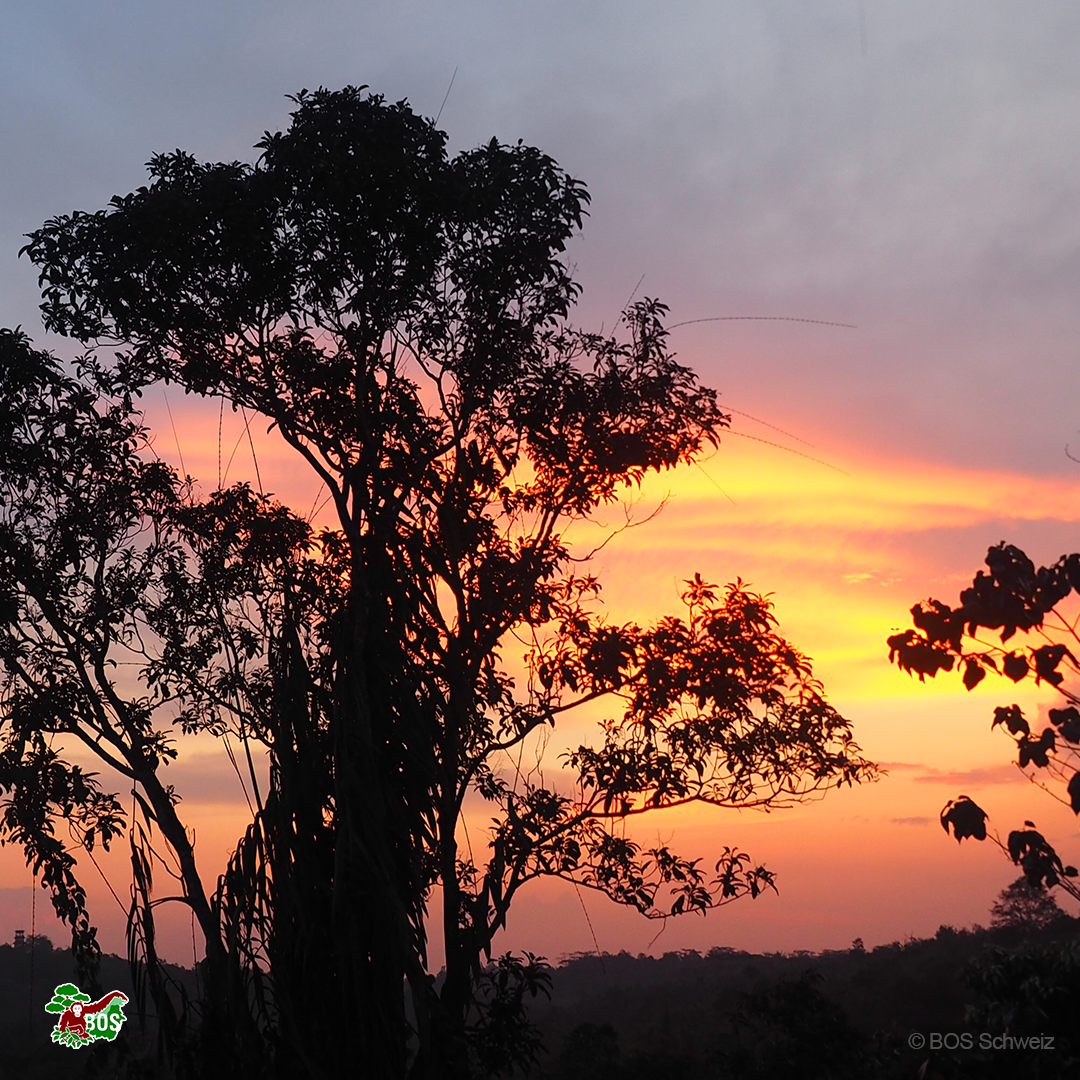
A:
[[890, 543, 1080, 908]]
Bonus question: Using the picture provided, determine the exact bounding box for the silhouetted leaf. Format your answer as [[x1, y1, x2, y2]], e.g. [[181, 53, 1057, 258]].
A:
[[1069, 773, 1080, 815], [1048, 706, 1080, 744], [1032, 644, 1069, 687], [940, 796, 987, 842], [1017, 728, 1055, 769], [1002, 652, 1029, 682], [886, 630, 955, 680], [991, 704, 1028, 736], [962, 657, 985, 690]]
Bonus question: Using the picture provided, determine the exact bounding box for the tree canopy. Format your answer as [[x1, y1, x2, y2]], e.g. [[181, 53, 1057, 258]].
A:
[[4, 86, 877, 1078], [990, 876, 1066, 931]]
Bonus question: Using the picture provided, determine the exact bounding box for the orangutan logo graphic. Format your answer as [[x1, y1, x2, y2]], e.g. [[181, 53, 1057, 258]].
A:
[[46, 983, 128, 1048]]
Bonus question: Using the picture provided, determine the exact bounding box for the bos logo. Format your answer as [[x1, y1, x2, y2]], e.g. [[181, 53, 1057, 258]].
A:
[[46, 984, 129, 1049]]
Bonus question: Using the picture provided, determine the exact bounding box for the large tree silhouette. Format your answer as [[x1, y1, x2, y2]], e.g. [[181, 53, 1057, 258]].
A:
[[5, 86, 876, 1078]]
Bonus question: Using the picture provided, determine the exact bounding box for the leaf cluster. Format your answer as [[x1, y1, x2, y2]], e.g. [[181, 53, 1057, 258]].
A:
[[892, 543, 1080, 901]]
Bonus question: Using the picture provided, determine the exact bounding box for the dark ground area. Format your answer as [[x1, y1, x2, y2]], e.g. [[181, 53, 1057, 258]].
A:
[[1, 918, 1077, 1078], [528, 918, 1080, 1079]]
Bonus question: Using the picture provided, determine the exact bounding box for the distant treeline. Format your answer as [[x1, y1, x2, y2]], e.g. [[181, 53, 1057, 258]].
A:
[[529, 917, 1080, 1079]]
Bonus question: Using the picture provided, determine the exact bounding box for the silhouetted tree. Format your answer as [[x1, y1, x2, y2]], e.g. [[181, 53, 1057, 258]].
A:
[[990, 877, 1065, 932], [889, 544, 1080, 905], [5, 86, 877, 1079], [0, 328, 254, 1069]]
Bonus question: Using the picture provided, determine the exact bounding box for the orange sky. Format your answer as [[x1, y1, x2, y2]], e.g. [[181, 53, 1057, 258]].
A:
[[3, 383, 1078, 967]]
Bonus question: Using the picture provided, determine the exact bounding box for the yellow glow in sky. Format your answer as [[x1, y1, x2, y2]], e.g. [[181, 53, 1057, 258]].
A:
[[4, 390, 1077, 965]]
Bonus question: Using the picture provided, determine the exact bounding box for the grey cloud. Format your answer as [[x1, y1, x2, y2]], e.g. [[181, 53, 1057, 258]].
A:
[[879, 762, 1028, 787], [4, 1, 1080, 478], [913, 764, 1025, 787]]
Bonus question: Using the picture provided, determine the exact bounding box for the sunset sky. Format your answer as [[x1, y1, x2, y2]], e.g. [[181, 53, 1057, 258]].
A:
[[2, 0, 1080, 967]]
